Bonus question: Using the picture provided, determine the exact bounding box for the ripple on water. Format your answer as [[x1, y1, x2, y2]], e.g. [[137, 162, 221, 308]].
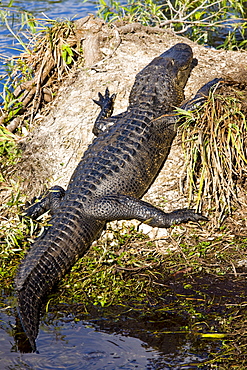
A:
[[1, 316, 159, 370], [0, 308, 215, 370]]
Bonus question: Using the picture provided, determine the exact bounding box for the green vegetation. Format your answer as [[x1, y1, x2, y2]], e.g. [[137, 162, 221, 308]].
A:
[[0, 18, 79, 128], [179, 78, 247, 223], [52, 223, 246, 307], [0, 187, 47, 287], [95, 0, 247, 49], [0, 125, 20, 181], [44, 220, 247, 368]]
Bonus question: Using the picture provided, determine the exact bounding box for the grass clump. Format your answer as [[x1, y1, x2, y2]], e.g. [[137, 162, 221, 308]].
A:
[[179, 76, 247, 223], [0, 125, 20, 181], [0, 18, 81, 129]]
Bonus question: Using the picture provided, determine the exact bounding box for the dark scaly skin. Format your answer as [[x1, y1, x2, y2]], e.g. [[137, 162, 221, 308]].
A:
[[15, 43, 218, 352]]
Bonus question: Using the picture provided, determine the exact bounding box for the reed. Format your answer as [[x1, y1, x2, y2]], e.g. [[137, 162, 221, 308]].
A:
[[179, 79, 247, 222]]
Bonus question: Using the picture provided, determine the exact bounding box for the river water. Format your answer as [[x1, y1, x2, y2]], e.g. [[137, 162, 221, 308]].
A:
[[0, 1, 237, 369], [0, 0, 97, 75], [1, 293, 222, 370]]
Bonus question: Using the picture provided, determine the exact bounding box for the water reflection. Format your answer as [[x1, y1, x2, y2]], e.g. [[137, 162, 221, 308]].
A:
[[2, 273, 243, 369], [0, 303, 220, 370]]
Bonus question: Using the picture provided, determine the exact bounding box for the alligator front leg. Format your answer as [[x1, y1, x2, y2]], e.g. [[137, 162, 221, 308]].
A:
[[24, 185, 65, 219], [180, 78, 224, 111], [92, 87, 117, 136], [86, 195, 208, 228]]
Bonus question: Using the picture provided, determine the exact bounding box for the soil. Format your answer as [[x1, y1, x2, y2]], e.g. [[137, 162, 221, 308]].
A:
[[8, 17, 247, 238]]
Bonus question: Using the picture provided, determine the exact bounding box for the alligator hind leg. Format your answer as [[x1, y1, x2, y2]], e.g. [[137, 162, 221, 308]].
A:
[[92, 87, 117, 136], [24, 185, 65, 220], [87, 194, 208, 228]]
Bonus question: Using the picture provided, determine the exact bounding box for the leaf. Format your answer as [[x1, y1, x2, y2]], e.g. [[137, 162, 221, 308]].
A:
[[200, 333, 226, 339], [7, 0, 14, 7]]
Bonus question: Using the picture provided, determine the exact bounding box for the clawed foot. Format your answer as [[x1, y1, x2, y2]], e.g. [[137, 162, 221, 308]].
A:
[[170, 208, 208, 226], [23, 186, 65, 220], [93, 87, 116, 118], [22, 194, 45, 219]]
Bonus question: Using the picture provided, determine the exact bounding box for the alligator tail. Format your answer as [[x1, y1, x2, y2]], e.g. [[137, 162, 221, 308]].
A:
[[15, 209, 104, 352]]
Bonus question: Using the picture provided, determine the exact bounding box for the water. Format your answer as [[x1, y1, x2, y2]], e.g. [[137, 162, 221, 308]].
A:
[[1, 304, 218, 369], [2, 273, 236, 369], [1, 311, 160, 369], [0, 0, 97, 75]]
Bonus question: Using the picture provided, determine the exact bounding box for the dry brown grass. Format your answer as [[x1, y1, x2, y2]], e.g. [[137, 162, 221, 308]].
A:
[[180, 74, 247, 224]]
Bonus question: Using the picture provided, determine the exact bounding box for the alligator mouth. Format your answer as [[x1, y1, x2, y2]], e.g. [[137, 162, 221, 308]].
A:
[[176, 56, 198, 90], [180, 57, 198, 71]]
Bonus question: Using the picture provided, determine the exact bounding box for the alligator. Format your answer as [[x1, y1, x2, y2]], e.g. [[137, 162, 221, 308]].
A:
[[15, 43, 220, 352]]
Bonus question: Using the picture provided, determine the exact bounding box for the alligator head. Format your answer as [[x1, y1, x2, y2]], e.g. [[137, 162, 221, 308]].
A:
[[128, 42, 198, 112]]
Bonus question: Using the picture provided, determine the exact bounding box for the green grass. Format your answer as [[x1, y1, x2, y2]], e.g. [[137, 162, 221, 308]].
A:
[[0, 125, 21, 181], [94, 0, 247, 50], [179, 81, 247, 223]]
